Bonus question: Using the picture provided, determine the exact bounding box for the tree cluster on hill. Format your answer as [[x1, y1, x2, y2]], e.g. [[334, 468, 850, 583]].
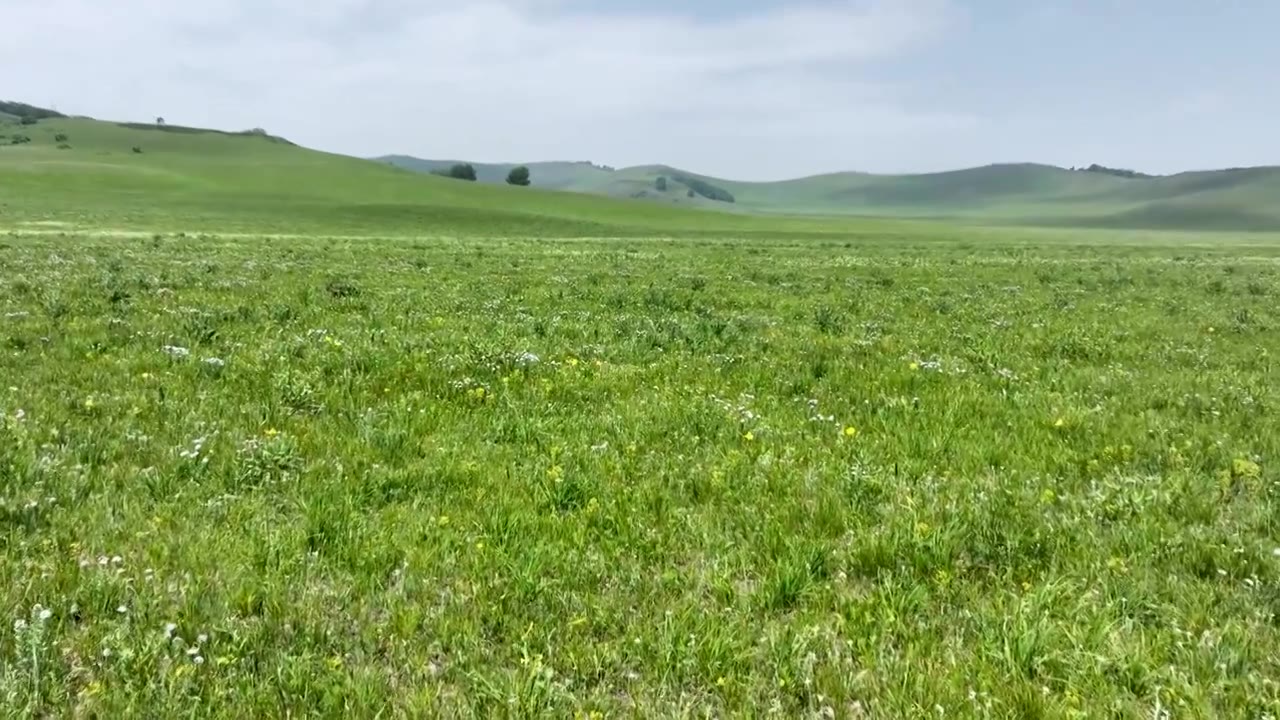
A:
[[433, 164, 478, 181], [1075, 164, 1153, 179], [0, 101, 66, 122], [672, 173, 735, 203]]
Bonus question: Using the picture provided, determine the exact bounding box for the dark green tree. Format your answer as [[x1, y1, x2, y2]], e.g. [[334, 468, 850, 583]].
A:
[[506, 166, 531, 186], [655, 176, 668, 191], [448, 163, 477, 181]]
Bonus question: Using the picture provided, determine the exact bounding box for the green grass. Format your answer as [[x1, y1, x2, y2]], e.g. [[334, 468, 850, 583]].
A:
[[2, 228, 1280, 717], [4, 109, 1280, 717], [382, 156, 1280, 232]]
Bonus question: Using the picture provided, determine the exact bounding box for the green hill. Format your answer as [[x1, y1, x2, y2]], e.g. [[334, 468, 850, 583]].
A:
[[0, 114, 918, 238], [380, 155, 1280, 231]]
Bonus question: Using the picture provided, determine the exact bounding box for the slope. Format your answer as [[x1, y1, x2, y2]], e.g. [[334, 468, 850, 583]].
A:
[[0, 116, 922, 239]]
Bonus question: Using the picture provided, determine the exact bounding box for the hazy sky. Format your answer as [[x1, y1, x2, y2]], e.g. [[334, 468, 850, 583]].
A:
[[6, 0, 1277, 179]]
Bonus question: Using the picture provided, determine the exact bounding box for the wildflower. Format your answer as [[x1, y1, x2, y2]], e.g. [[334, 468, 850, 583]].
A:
[[842, 426, 858, 439], [515, 352, 540, 367], [546, 465, 564, 481], [164, 622, 178, 638], [716, 676, 728, 688], [743, 431, 755, 442], [203, 357, 226, 368], [1232, 458, 1261, 479], [37, 608, 52, 622], [909, 361, 920, 371], [1053, 418, 1066, 428], [436, 515, 451, 528], [13, 618, 27, 633], [1272, 548, 1280, 557], [162, 345, 191, 359], [116, 605, 128, 614], [264, 428, 280, 438], [197, 634, 208, 644], [193, 655, 205, 665], [84, 397, 96, 410], [567, 357, 580, 368]]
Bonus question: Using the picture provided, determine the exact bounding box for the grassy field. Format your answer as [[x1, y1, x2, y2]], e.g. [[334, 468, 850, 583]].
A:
[[381, 156, 1280, 232], [2, 227, 1279, 718], [3, 109, 1280, 717]]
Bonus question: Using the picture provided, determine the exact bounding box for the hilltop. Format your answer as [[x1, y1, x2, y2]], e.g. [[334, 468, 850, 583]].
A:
[[379, 155, 1280, 232], [0, 109, 912, 238]]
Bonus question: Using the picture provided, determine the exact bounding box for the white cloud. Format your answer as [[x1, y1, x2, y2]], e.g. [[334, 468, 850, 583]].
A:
[[3, 0, 969, 178]]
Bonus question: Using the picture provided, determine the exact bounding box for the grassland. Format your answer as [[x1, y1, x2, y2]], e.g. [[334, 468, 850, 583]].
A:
[[3, 227, 1280, 718], [380, 156, 1280, 232], [3, 110, 1280, 717]]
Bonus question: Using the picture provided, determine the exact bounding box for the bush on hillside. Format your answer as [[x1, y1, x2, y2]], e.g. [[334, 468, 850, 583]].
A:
[[655, 176, 668, 192], [674, 174, 735, 203], [1078, 163, 1153, 179], [54, 133, 68, 143], [9, 135, 31, 145], [506, 166, 531, 186], [19, 117, 37, 126], [446, 164, 477, 181], [132, 146, 144, 154]]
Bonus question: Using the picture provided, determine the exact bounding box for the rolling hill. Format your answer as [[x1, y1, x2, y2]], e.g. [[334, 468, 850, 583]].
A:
[[379, 155, 1280, 232], [0, 111, 925, 239]]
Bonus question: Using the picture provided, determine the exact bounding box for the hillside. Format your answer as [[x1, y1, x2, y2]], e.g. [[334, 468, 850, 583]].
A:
[[0, 114, 915, 238], [381, 155, 1280, 231]]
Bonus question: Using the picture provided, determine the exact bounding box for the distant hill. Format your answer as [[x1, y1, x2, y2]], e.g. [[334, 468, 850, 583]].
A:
[[379, 155, 1280, 232]]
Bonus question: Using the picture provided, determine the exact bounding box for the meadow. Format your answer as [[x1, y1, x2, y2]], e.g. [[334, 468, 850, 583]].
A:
[[2, 228, 1278, 718]]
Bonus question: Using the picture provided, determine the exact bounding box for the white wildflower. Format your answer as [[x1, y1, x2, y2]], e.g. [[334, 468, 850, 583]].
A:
[[13, 618, 27, 633], [37, 608, 52, 622], [116, 605, 128, 614], [197, 633, 208, 644], [162, 345, 191, 359], [203, 357, 226, 368], [164, 622, 178, 638], [515, 351, 540, 367], [193, 655, 205, 665]]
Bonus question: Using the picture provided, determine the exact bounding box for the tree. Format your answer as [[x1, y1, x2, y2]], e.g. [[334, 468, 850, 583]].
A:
[[157, 117, 166, 126], [506, 166, 531, 186], [655, 176, 668, 192], [448, 163, 477, 181]]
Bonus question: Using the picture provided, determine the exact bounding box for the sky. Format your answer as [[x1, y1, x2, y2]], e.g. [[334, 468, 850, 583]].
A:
[[4, 0, 1278, 180]]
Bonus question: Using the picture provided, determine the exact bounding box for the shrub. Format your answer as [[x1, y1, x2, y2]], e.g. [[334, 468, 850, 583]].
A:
[[506, 166, 531, 186], [655, 176, 668, 192], [448, 163, 477, 181], [53, 133, 68, 143], [132, 146, 143, 154]]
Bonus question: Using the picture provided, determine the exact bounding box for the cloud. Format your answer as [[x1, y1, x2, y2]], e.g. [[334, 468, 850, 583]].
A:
[[3, 0, 968, 178]]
